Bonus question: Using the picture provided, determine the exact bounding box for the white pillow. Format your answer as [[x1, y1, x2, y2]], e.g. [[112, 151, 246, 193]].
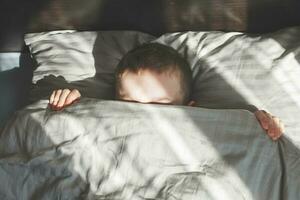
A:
[[25, 30, 155, 101], [153, 27, 300, 143]]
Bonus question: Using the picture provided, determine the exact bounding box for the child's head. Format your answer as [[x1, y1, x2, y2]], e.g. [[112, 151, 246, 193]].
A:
[[115, 43, 193, 105]]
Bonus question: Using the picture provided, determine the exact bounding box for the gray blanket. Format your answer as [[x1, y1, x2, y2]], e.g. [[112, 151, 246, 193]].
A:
[[0, 99, 299, 200]]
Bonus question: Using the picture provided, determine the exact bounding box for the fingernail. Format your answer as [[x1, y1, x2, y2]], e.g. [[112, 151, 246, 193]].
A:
[[269, 133, 274, 137]]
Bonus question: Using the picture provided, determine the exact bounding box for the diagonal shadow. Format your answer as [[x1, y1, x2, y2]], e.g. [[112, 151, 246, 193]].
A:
[[28, 31, 155, 103]]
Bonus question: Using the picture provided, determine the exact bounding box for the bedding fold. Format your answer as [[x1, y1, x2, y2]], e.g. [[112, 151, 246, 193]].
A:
[[0, 99, 299, 199]]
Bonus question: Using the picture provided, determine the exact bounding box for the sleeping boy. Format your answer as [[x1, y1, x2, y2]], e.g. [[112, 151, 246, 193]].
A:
[[48, 43, 284, 140]]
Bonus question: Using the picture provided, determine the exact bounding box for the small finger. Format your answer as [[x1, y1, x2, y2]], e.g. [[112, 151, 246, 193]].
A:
[[53, 89, 62, 106], [65, 89, 81, 105], [262, 111, 276, 135], [57, 89, 71, 107], [255, 110, 269, 130], [49, 91, 56, 104], [267, 119, 276, 138]]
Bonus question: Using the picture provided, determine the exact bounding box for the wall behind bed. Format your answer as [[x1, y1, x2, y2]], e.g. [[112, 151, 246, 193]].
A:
[[0, 0, 300, 126], [1, 0, 300, 52]]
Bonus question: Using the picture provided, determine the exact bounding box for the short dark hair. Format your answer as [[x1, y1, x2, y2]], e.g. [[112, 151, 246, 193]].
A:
[[115, 43, 192, 103]]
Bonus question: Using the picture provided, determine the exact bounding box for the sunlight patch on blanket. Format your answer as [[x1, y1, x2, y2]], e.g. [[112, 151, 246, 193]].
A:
[[143, 105, 253, 199]]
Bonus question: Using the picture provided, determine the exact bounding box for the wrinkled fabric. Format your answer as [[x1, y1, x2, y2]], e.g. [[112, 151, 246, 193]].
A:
[[0, 99, 299, 199]]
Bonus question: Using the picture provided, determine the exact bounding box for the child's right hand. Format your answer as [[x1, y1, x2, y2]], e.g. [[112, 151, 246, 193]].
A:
[[49, 89, 81, 111]]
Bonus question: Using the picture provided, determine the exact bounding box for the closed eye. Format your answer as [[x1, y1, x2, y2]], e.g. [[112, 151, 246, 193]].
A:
[[119, 98, 173, 105]]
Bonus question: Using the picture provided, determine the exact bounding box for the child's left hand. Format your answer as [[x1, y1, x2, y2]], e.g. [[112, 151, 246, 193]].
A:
[[254, 110, 284, 141]]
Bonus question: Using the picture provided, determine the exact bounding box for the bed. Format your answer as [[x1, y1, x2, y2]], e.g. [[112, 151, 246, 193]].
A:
[[0, 0, 300, 199]]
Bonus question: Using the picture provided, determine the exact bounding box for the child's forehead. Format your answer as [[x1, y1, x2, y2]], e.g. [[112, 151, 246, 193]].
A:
[[119, 67, 185, 104], [123, 66, 181, 79]]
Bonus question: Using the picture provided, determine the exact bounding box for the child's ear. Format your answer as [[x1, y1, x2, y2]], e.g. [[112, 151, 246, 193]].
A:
[[187, 100, 197, 107]]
